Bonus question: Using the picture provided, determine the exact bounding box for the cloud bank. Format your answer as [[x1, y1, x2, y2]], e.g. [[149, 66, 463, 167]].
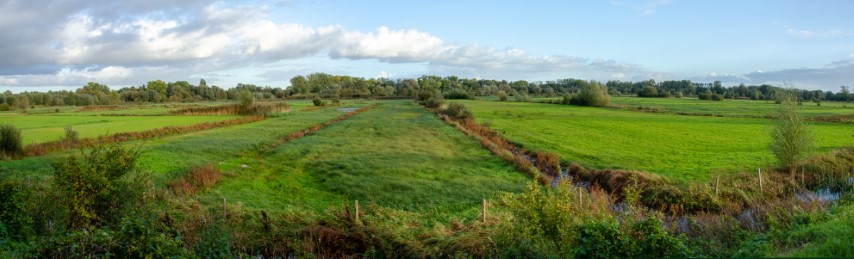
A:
[[0, 1, 657, 87]]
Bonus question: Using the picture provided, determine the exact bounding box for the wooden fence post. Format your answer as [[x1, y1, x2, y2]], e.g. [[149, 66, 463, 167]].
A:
[[482, 199, 487, 223], [578, 188, 583, 207], [758, 168, 763, 192], [354, 200, 360, 223], [715, 175, 719, 196], [222, 198, 227, 219]]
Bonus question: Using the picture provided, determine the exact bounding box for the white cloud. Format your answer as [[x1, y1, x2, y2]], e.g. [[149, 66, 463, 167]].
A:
[[0, 2, 662, 87], [610, 0, 672, 15], [786, 26, 852, 38]]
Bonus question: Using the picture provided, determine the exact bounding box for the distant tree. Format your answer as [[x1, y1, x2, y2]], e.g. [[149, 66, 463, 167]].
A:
[[237, 89, 255, 111], [570, 81, 610, 107], [637, 85, 659, 97], [770, 87, 814, 175], [146, 80, 168, 96], [16, 95, 29, 111]]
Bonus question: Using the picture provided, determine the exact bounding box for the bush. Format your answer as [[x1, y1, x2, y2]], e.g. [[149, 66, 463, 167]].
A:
[[497, 91, 508, 102], [0, 124, 23, 156], [313, 96, 326, 107], [514, 91, 531, 102], [442, 103, 474, 120], [237, 90, 254, 111], [52, 144, 145, 229], [63, 125, 78, 142], [0, 103, 9, 111], [570, 82, 610, 107], [421, 90, 445, 108], [444, 89, 474, 100], [771, 88, 814, 174]]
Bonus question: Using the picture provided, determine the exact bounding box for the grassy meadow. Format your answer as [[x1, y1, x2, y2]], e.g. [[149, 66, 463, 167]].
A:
[[199, 101, 527, 214], [455, 99, 854, 181], [1, 97, 853, 257]]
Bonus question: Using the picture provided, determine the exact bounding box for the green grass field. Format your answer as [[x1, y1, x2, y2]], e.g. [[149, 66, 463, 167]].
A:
[[2, 114, 241, 144], [530, 96, 854, 118], [199, 101, 527, 214], [455, 99, 854, 181]]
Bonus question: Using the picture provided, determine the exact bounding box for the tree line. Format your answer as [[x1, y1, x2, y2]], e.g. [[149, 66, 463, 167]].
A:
[[1, 74, 852, 110]]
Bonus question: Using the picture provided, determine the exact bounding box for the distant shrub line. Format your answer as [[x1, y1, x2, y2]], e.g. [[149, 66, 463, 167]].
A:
[[168, 103, 291, 116], [23, 116, 265, 157]]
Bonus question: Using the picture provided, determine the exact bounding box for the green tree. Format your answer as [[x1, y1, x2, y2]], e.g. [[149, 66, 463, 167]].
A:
[[770, 88, 815, 175], [146, 80, 168, 97]]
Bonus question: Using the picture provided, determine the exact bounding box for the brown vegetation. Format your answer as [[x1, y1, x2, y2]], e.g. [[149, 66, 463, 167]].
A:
[[168, 103, 290, 115], [169, 164, 224, 196]]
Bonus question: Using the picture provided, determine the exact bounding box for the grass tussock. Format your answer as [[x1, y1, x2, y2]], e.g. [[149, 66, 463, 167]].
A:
[[169, 164, 224, 196]]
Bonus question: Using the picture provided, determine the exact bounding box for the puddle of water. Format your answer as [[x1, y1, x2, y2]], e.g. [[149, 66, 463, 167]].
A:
[[796, 188, 840, 203], [337, 107, 358, 112]]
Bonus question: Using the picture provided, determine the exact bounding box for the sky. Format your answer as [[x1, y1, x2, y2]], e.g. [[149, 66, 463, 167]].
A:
[[0, 0, 852, 92]]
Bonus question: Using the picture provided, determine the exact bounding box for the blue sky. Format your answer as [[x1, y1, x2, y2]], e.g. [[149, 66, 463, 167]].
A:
[[0, 0, 852, 91]]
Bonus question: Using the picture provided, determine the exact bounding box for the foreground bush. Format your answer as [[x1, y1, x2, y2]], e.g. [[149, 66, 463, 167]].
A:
[[52, 144, 145, 229], [0, 124, 22, 157]]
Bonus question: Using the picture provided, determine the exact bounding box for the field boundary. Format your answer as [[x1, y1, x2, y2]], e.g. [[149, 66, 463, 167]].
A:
[[23, 116, 265, 157]]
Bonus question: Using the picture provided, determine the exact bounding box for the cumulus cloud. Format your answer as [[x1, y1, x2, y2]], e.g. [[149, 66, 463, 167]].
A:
[[0, 0, 663, 87]]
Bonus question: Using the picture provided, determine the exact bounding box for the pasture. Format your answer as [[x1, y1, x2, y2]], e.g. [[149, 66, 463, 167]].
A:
[[455, 99, 854, 181], [198, 101, 527, 214]]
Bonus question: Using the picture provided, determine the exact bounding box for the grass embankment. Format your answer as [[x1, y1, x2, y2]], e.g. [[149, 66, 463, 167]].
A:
[[456, 100, 854, 181], [197, 101, 527, 214]]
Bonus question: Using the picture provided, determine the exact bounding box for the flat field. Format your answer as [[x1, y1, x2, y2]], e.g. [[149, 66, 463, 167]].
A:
[[199, 101, 527, 214], [455, 99, 854, 181], [1, 113, 241, 144]]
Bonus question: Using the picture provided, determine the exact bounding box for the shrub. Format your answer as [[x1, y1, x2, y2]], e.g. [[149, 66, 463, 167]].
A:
[[570, 82, 610, 107], [52, 144, 144, 229], [442, 103, 474, 120], [313, 96, 326, 107], [561, 94, 572, 104], [64, 125, 78, 142], [771, 88, 814, 174], [514, 91, 531, 102], [0, 124, 23, 156], [497, 91, 508, 101], [237, 89, 254, 111], [0, 103, 9, 111], [444, 89, 474, 100], [421, 91, 445, 108]]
